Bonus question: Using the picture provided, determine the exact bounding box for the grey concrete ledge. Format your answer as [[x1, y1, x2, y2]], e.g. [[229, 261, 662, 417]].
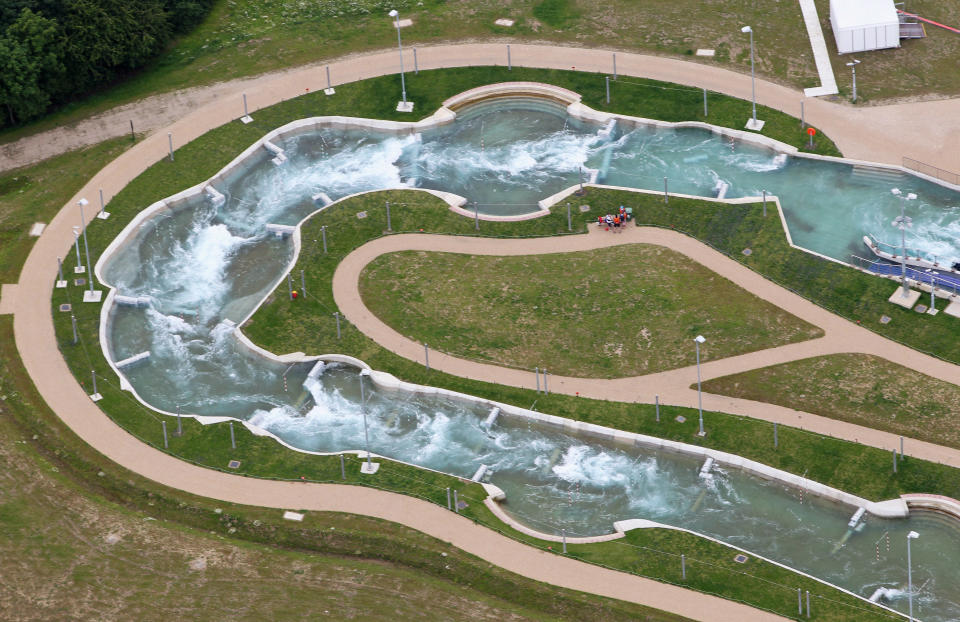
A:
[[443, 81, 582, 110], [902, 493, 960, 520]]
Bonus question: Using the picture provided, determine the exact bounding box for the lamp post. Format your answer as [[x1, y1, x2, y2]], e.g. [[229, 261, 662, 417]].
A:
[[358, 369, 379, 474], [694, 335, 706, 436], [846, 59, 861, 102], [891, 188, 916, 298], [741, 26, 760, 129], [388, 9, 411, 112], [907, 530, 919, 621], [77, 198, 94, 295]]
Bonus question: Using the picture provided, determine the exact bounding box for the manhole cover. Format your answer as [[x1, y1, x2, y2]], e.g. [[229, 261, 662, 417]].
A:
[[579, 204, 591, 213], [880, 315, 891, 324], [74, 278, 86, 286], [228, 460, 241, 469], [456, 500, 468, 510], [356, 211, 367, 219], [675, 415, 686, 423], [734, 554, 749, 564], [59, 303, 72, 312], [742, 248, 753, 256], [915, 304, 928, 313]]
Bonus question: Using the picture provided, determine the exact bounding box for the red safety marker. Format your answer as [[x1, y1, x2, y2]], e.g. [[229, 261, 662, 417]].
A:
[[806, 127, 816, 148]]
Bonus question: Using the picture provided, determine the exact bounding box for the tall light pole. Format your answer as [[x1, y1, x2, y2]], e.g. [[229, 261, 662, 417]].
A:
[[388, 9, 411, 112], [907, 530, 919, 621], [846, 59, 861, 102], [741, 26, 761, 130], [694, 335, 706, 436], [358, 369, 379, 474], [891, 188, 916, 298]]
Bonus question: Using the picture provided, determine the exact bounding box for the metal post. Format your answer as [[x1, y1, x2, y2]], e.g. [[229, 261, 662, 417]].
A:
[[229, 421, 236, 449], [386, 201, 392, 232], [321, 225, 327, 254], [703, 88, 708, 117], [893, 448, 898, 473], [612, 53, 617, 80], [562, 529, 567, 553], [176, 404, 182, 436], [655, 395, 660, 422], [99, 188, 105, 215], [453, 490, 459, 513], [544, 369, 548, 394], [162, 421, 168, 448], [681, 554, 686, 579], [695, 336, 705, 436], [73, 228, 83, 272], [507, 44, 511, 70], [801, 101, 805, 129], [762, 189, 767, 217], [334, 311, 341, 339], [772, 422, 778, 448], [908, 531, 917, 621], [424, 343, 430, 370], [474, 202, 479, 230], [326, 65, 332, 89], [798, 588, 803, 615], [287, 274, 293, 300], [446, 487, 452, 510], [413, 47, 418, 74], [57, 257, 64, 283], [130, 119, 135, 142], [746, 27, 757, 124], [605, 75, 610, 105], [360, 372, 372, 470], [579, 166, 584, 193], [391, 11, 407, 105], [80, 203, 94, 293], [71, 315, 78, 345], [805, 590, 811, 618], [535, 367, 541, 393], [168, 132, 174, 162], [340, 453, 346, 479], [243, 93, 249, 117], [900, 436, 904, 459], [664, 177, 668, 203], [567, 202, 572, 231], [300, 270, 306, 299], [91, 370, 97, 395]]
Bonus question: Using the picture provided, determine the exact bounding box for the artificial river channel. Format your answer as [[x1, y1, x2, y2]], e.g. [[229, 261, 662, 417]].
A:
[[101, 97, 960, 620]]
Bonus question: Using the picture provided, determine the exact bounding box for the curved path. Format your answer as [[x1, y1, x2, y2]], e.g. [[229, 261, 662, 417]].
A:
[[5, 44, 960, 621], [2, 43, 960, 174], [333, 226, 960, 467]]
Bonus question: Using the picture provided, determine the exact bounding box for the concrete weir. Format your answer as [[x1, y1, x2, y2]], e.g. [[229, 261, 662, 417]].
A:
[[115, 351, 150, 369]]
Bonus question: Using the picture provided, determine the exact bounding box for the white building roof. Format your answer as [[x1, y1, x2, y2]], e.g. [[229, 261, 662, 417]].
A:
[[831, 0, 898, 29]]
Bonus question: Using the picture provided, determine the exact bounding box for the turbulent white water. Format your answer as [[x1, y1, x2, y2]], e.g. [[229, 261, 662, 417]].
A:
[[99, 98, 960, 620]]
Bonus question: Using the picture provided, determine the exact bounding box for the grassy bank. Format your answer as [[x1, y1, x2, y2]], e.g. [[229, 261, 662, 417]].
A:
[[703, 353, 960, 450], [0, 136, 136, 283]]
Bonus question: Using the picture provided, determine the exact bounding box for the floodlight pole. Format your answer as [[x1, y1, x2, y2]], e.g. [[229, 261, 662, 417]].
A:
[[846, 59, 861, 102], [360, 370, 372, 470], [742, 26, 757, 124], [695, 335, 706, 436], [389, 10, 408, 106], [907, 530, 919, 621], [891, 188, 915, 298]]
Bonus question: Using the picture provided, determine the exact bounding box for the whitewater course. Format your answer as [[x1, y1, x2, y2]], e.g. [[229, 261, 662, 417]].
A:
[[96, 85, 960, 620]]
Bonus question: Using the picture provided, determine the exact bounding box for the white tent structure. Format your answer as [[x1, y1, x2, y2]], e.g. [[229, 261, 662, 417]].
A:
[[830, 0, 900, 54]]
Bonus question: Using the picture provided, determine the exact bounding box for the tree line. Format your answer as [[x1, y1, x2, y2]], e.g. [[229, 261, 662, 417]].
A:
[[0, 0, 215, 128]]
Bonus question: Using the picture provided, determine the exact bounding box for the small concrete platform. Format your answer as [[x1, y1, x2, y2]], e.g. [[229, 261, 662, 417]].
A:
[[0, 284, 17, 315], [745, 118, 765, 131], [888, 287, 921, 309], [944, 300, 960, 318], [396, 101, 414, 113]]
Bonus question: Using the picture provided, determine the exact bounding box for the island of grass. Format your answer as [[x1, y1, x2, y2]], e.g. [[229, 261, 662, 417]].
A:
[[359, 245, 823, 377]]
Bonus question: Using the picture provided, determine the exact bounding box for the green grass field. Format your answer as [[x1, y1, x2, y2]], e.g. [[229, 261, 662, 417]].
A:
[[703, 353, 960, 449], [359, 246, 822, 377]]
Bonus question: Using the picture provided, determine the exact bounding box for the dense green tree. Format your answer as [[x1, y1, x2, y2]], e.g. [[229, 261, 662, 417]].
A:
[[0, 8, 62, 124]]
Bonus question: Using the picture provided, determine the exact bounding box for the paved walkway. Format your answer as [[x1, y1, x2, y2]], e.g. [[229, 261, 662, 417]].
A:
[[6, 44, 960, 621], [2, 43, 960, 173], [332, 227, 960, 467]]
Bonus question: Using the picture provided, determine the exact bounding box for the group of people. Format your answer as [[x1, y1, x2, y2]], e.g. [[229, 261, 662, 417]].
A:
[[598, 205, 631, 232]]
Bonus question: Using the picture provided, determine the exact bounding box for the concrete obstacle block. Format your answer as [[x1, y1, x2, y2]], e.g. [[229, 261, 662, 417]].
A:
[[471, 464, 489, 482], [115, 351, 151, 369], [264, 141, 287, 166], [482, 407, 500, 428], [265, 223, 296, 238], [204, 185, 226, 206]]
